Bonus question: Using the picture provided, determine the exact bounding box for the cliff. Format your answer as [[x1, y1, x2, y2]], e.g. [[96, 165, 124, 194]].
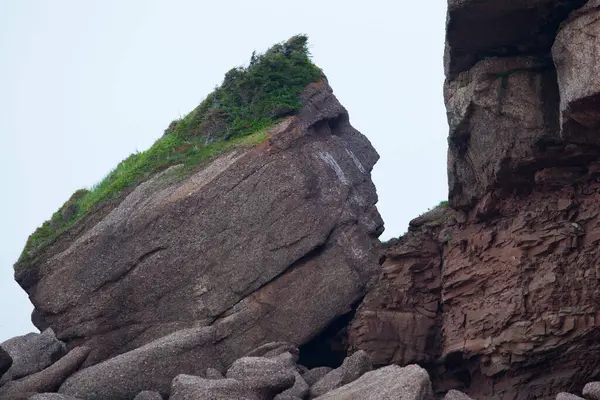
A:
[[349, 1, 600, 399]]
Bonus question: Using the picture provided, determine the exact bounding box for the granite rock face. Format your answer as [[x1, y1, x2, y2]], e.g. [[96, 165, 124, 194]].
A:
[[16, 80, 383, 368]]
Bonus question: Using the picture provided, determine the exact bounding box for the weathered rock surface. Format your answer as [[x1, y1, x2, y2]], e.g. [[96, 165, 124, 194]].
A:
[[583, 382, 600, 400], [225, 356, 295, 397], [353, 171, 600, 398], [443, 389, 473, 400], [273, 396, 302, 400], [170, 375, 261, 400], [205, 367, 224, 379], [556, 394, 584, 400], [0, 329, 66, 385], [132, 391, 163, 400], [16, 80, 382, 369], [28, 394, 83, 400], [349, 215, 445, 367], [0, 346, 89, 399], [444, 0, 586, 78], [275, 370, 309, 399], [314, 364, 433, 400], [553, 1, 600, 141], [302, 367, 332, 387], [309, 350, 372, 398], [444, 56, 561, 209], [348, 1, 600, 399], [245, 342, 299, 361], [58, 327, 221, 400]]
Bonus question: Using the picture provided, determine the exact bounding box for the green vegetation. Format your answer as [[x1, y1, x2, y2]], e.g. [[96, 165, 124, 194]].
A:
[[16, 34, 323, 269]]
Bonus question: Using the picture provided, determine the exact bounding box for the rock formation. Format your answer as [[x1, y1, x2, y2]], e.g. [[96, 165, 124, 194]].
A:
[[349, 1, 600, 399], [13, 38, 382, 370], [2, 36, 388, 399], [7, 1, 600, 398]]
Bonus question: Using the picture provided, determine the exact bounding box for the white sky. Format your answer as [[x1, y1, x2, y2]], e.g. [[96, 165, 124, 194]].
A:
[[0, 1, 448, 341]]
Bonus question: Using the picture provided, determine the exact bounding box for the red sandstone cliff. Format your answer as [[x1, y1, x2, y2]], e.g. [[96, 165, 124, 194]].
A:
[[349, 1, 600, 399]]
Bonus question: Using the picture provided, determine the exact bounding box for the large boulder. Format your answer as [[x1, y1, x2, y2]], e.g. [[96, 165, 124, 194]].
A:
[[0, 329, 66, 384], [170, 375, 261, 400], [314, 364, 433, 400], [302, 367, 332, 387], [16, 80, 382, 368], [309, 350, 372, 398], [0, 346, 89, 399], [583, 382, 600, 400], [225, 356, 295, 397], [58, 327, 222, 400], [275, 370, 309, 399]]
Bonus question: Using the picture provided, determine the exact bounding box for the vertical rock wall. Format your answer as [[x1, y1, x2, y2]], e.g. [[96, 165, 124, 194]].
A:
[[350, 2, 600, 399]]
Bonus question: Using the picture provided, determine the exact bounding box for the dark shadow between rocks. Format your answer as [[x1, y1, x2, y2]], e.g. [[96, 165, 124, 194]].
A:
[[298, 300, 361, 369]]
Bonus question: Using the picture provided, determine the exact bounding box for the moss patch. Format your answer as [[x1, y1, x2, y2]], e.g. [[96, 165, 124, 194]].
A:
[[16, 34, 322, 269]]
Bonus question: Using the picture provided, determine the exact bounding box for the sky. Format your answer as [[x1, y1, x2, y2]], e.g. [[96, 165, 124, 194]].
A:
[[0, 1, 448, 341]]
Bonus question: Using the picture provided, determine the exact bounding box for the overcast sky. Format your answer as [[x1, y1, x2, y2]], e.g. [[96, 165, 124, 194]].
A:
[[0, 1, 448, 341]]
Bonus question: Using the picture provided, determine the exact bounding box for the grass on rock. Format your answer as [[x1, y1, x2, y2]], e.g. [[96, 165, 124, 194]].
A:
[[16, 34, 323, 269]]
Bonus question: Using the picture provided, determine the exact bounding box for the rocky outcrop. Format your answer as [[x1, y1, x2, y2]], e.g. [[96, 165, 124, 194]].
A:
[[349, 0, 600, 399], [0, 346, 89, 399], [444, 56, 561, 209], [314, 364, 433, 400], [0, 330, 66, 385], [444, 0, 587, 78], [352, 190, 600, 398], [15, 79, 382, 370], [11, 4, 600, 397], [348, 209, 447, 368], [59, 342, 397, 400], [58, 327, 221, 399], [225, 356, 296, 398], [170, 375, 263, 400]]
